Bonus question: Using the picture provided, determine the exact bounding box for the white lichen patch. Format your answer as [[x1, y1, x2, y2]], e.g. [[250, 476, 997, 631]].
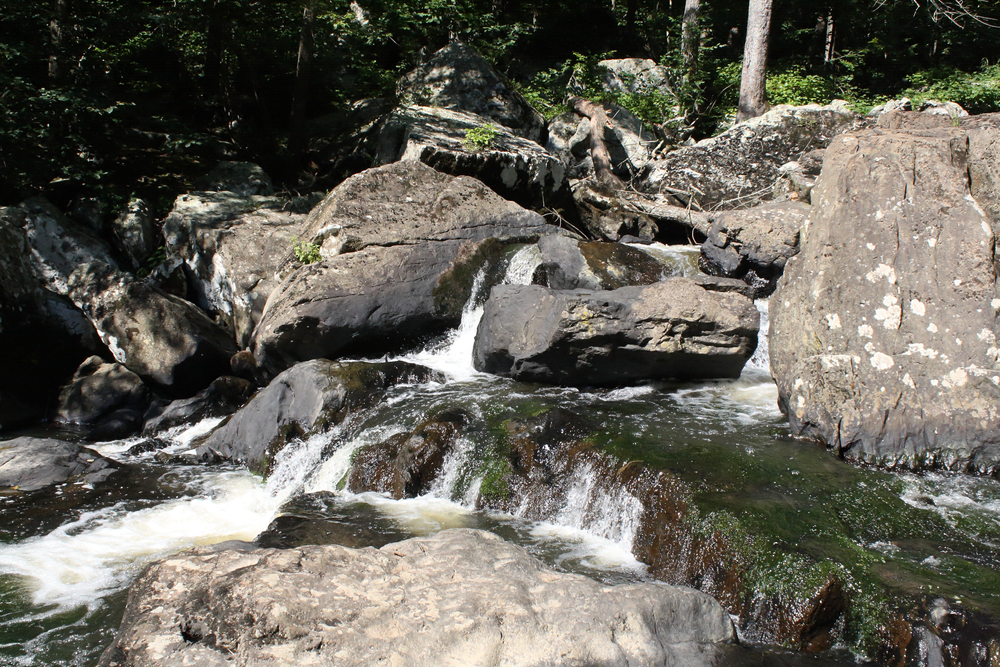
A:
[[819, 354, 860, 370], [909, 299, 925, 316], [942, 368, 969, 389], [865, 264, 897, 285], [858, 324, 874, 339], [978, 328, 996, 344], [825, 313, 842, 329], [875, 294, 901, 330], [905, 343, 939, 359], [902, 373, 916, 389], [870, 352, 895, 370], [992, 299, 1000, 311], [928, 238, 937, 248], [928, 323, 939, 333], [954, 279, 963, 287]]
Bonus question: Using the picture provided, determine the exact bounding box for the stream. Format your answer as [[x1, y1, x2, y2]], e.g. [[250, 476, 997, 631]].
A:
[[3, 245, 1000, 665]]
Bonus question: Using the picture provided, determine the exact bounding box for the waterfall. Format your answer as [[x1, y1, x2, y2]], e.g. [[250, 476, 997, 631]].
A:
[[747, 299, 770, 371]]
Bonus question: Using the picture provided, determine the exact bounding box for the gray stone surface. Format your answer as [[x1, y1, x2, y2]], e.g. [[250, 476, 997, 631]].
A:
[[56, 355, 150, 424], [599, 58, 672, 98], [252, 162, 554, 375], [198, 359, 442, 472], [770, 117, 1000, 473], [0, 437, 119, 492], [112, 198, 158, 271], [397, 42, 545, 142], [142, 376, 254, 435], [374, 105, 569, 212], [14, 198, 236, 394], [642, 103, 857, 210], [161, 190, 310, 347], [474, 280, 759, 385], [194, 161, 274, 196], [533, 235, 670, 290], [545, 103, 659, 182], [99, 529, 735, 667], [700, 200, 809, 298]]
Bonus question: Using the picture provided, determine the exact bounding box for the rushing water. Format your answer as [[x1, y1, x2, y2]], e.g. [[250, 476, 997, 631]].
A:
[[3, 246, 1000, 665]]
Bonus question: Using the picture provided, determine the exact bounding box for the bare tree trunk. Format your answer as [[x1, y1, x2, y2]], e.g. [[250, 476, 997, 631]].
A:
[[569, 97, 622, 187], [204, 0, 225, 98], [824, 8, 836, 64], [737, 0, 773, 123], [290, 1, 316, 153], [681, 0, 701, 84], [48, 0, 69, 81]]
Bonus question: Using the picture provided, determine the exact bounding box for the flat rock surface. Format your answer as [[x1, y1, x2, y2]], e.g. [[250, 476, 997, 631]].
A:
[[99, 529, 735, 667], [0, 437, 119, 492]]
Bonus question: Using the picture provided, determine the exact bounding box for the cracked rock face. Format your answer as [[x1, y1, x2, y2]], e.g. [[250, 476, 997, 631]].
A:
[[770, 114, 1000, 474], [98, 529, 735, 667]]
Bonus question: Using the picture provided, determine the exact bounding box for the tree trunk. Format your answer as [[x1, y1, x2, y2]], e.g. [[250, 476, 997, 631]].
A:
[[824, 8, 836, 64], [681, 0, 700, 85], [48, 0, 69, 81], [204, 0, 225, 98], [737, 0, 773, 123], [568, 97, 622, 187], [290, 1, 316, 153]]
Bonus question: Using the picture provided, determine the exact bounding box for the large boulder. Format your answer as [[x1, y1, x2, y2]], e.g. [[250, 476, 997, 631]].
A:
[[198, 359, 442, 473], [397, 42, 545, 142], [599, 58, 672, 98], [194, 161, 274, 196], [142, 376, 255, 435], [0, 437, 120, 492], [252, 161, 554, 375], [15, 198, 236, 395], [55, 356, 150, 439], [699, 200, 810, 298], [473, 280, 759, 385], [0, 208, 104, 430], [642, 102, 857, 210], [770, 116, 1000, 473], [546, 103, 659, 182], [98, 529, 736, 667], [161, 190, 313, 347], [111, 198, 158, 271], [374, 105, 569, 213]]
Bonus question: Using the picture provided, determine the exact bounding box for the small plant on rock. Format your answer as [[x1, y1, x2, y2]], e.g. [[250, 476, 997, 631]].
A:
[[463, 123, 499, 151], [291, 237, 322, 264]]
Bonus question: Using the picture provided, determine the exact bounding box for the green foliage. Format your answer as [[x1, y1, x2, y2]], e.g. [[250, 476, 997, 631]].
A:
[[292, 237, 322, 265], [903, 65, 1000, 114], [463, 123, 499, 151], [766, 66, 837, 107]]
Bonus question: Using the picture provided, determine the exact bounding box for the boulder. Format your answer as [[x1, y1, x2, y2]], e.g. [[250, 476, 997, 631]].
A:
[[197, 359, 442, 473], [347, 409, 468, 498], [770, 118, 1000, 473], [15, 198, 236, 394], [111, 198, 157, 271], [599, 58, 672, 98], [0, 437, 120, 492], [373, 105, 569, 213], [253, 162, 554, 375], [161, 190, 312, 347], [546, 103, 659, 182], [56, 355, 150, 425], [532, 234, 670, 289], [473, 280, 759, 385], [98, 529, 736, 667], [142, 376, 255, 435], [0, 208, 105, 430], [699, 200, 809, 298], [194, 161, 274, 196], [397, 42, 545, 142], [642, 102, 857, 210]]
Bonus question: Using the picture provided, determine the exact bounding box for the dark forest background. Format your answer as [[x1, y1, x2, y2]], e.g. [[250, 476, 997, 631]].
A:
[[3, 0, 999, 213]]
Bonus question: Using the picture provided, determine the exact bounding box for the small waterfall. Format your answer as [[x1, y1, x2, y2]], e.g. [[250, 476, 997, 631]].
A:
[[747, 299, 770, 371]]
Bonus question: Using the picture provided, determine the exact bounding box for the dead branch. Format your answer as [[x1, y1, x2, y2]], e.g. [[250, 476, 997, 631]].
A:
[[568, 96, 623, 188]]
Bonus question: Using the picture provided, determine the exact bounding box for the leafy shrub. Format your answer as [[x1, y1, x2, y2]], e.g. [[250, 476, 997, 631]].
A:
[[292, 237, 322, 264], [766, 66, 836, 107], [903, 65, 1000, 114], [463, 123, 499, 151]]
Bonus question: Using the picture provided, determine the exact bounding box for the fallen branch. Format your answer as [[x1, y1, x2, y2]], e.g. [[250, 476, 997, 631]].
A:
[[568, 96, 623, 188]]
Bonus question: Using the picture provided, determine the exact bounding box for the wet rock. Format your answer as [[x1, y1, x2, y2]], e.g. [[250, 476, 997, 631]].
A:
[[770, 116, 1000, 473], [473, 279, 759, 385], [56, 355, 150, 426], [14, 198, 236, 395], [194, 161, 274, 196], [142, 376, 254, 435], [0, 437, 120, 492], [198, 359, 442, 473], [570, 178, 658, 241], [161, 190, 310, 347], [397, 41, 545, 142], [348, 409, 468, 498], [642, 102, 857, 210], [699, 200, 809, 298], [253, 162, 554, 375], [0, 208, 105, 430], [111, 198, 157, 271], [373, 105, 570, 213], [254, 492, 412, 549], [532, 234, 669, 290], [99, 529, 736, 667]]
